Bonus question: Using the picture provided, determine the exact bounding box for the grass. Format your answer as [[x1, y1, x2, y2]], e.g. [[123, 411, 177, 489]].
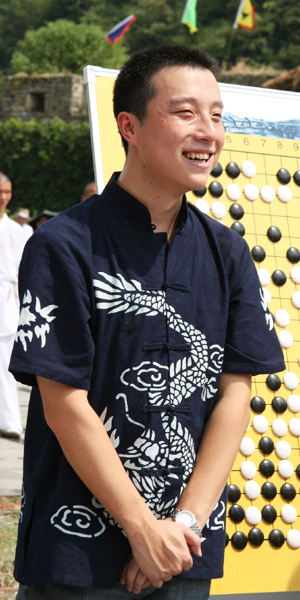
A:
[[0, 497, 20, 600]]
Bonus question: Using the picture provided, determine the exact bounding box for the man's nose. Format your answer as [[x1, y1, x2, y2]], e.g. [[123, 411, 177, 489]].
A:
[[194, 116, 215, 140]]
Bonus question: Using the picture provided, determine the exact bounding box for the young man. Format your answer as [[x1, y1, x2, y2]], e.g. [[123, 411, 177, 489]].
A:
[[10, 46, 285, 599], [0, 173, 25, 439]]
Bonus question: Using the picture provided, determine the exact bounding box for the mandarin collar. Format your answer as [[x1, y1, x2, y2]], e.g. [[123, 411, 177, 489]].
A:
[[103, 173, 188, 232]]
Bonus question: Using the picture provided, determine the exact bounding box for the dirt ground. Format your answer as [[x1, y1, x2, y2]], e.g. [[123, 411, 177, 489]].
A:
[[0, 497, 20, 600]]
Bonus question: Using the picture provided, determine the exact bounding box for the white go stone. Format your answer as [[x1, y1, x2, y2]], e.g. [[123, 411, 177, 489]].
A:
[[240, 437, 255, 456], [275, 440, 291, 459], [245, 506, 261, 526], [261, 186, 275, 203], [241, 460, 257, 479], [226, 183, 241, 201], [291, 266, 300, 284], [278, 186, 292, 203], [242, 160, 256, 178], [284, 372, 299, 390], [244, 480, 260, 500], [275, 309, 290, 327], [195, 198, 210, 215], [253, 415, 269, 434], [257, 268, 271, 286], [272, 418, 288, 437], [287, 529, 300, 549], [292, 291, 300, 308], [263, 288, 272, 305], [211, 201, 227, 219], [278, 330, 293, 348], [278, 459, 294, 478], [288, 394, 300, 412], [244, 183, 259, 201], [281, 504, 297, 523], [289, 418, 300, 436]]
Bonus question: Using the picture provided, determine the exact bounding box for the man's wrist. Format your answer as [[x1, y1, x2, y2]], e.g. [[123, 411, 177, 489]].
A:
[[121, 503, 157, 541]]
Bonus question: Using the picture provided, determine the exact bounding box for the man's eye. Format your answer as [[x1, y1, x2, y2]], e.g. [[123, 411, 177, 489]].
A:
[[176, 109, 192, 114]]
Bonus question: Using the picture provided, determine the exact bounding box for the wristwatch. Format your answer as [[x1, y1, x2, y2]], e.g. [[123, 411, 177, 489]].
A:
[[171, 509, 202, 538]]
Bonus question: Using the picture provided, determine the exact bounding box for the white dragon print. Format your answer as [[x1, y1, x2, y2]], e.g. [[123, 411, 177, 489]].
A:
[[92, 272, 224, 521], [50, 271, 225, 537]]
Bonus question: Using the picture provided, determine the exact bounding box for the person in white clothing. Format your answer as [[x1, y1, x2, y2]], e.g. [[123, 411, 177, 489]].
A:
[[17, 209, 33, 242], [0, 173, 26, 438]]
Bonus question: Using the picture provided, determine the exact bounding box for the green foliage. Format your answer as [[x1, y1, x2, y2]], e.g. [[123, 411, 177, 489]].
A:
[[0, 119, 94, 214], [1, 0, 300, 75], [0, 0, 51, 70], [10, 19, 128, 74]]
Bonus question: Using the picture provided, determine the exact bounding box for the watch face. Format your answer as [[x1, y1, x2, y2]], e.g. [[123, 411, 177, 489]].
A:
[[176, 510, 194, 527]]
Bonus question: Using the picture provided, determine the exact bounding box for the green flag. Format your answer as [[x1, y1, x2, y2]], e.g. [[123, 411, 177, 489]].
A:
[[181, 0, 198, 34]]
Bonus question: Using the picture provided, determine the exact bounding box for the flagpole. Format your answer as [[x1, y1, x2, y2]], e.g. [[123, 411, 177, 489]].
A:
[[224, 29, 235, 70], [224, 0, 244, 70]]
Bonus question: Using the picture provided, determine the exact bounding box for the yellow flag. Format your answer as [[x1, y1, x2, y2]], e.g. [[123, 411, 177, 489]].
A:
[[234, 0, 255, 30]]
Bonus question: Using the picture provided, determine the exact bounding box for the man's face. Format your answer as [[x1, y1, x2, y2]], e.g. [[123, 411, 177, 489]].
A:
[[0, 181, 12, 216], [134, 66, 225, 196]]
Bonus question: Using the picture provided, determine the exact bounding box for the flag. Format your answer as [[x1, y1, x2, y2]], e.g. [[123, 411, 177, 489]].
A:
[[233, 0, 255, 30], [181, 0, 198, 34], [105, 14, 136, 45]]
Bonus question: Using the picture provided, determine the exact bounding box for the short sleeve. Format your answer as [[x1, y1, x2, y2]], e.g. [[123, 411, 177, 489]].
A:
[[223, 244, 285, 375], [9, 226, 95, 389]]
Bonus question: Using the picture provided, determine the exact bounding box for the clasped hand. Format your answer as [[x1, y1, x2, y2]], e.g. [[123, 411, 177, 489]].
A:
[[120, 517, 201, 595]]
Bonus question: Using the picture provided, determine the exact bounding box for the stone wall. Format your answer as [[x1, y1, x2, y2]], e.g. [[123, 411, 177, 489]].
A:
[[0, 73, 88, 122]]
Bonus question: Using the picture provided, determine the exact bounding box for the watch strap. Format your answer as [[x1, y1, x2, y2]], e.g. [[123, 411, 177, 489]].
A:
[[170, 509, 202, 538], [189, 521, 203, 538]]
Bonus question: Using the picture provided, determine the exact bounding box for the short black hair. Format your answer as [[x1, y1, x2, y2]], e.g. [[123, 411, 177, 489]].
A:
[[113, 45, 219, 154]]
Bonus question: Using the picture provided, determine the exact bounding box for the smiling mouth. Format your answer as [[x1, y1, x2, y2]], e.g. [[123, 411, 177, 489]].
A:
[[183, 152, 212, 163]]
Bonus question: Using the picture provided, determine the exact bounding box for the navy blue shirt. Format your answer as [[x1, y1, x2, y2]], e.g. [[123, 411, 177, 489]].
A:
[[10, 174, 285, 588]]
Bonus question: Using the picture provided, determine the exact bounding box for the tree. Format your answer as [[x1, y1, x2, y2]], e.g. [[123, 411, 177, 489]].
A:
[[0, 0, 51, 70], [10, 19, 128, 74]]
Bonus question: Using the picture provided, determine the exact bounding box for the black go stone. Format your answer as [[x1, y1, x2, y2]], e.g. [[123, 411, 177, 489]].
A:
[[287, 247, 300, 264], [267, 226, 281, 242], [232, 531, 247, 550], [230, 203, 244, 220], [259, 437, 274, 455], [296, 465, 300, 479], [269, 529, 285, 548], [229, 504, 245, 523], [262, 504, 277, 524], [272, 396, 287, 414], [277, 168, 291, 185], [248, 528, 264, 547], [209, 181, 223, 198], [193, 186, 207, 197], [211, 162, 223, 177], [293, 170, 300, 186], [251, 246, 266, 262], [251, 395, 266, 413], [261, 482, 277, 501], [272, 270, 286, 286], [225, 532, 230, 547], [260, 459, 275, 478], [280, 483, 296, 501], [226, 162, 240, 179], [228, 484, 241, 503], [266, 373, 281, 391], [231, 222, 245, 237]]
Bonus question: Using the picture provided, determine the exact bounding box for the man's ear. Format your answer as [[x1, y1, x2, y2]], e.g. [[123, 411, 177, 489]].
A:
[[117, 112, 139, 148]]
